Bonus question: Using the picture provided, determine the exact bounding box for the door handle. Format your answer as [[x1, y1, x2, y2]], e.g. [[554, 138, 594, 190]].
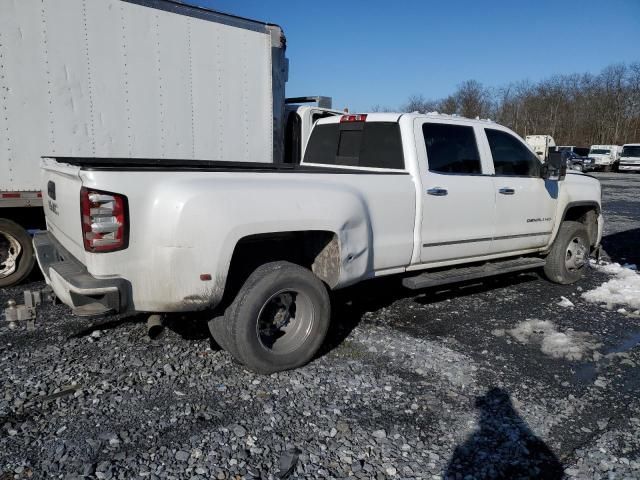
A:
[[427, 187, 448, 196], [499, 187, 515, 195]]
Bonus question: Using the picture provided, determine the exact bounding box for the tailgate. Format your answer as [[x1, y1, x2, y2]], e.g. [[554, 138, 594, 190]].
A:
[[41, 158, 86, 262]]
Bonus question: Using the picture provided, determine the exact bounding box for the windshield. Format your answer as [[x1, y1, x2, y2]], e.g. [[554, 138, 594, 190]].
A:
[[622, 146, 640, 158], [590, 149, 610, 155]]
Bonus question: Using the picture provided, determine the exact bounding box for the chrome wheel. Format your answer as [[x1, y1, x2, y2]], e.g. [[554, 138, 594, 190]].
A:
[[565, 236, 587, 272], [256, 289, 315, 355], [0, 231, 22, 279]]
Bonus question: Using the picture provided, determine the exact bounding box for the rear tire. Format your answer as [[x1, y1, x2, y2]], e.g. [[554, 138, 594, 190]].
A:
[[209, 315, 238, 358], [0, 219, 35, 288], [223, 261, 330, 374], [543, 221, 590, 284]]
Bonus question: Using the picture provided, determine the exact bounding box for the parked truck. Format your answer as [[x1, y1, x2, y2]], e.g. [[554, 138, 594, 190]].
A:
[[35, 112, 603, 373], [618, 144, 640, 172], [0, 0, 338, 287], [588, 145, 621, 171], [556, 146, 590, 157]]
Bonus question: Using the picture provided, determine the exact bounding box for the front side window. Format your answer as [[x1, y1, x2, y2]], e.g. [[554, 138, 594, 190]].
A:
[[422, 123, 482, 174], [485, 129, 541, 177]]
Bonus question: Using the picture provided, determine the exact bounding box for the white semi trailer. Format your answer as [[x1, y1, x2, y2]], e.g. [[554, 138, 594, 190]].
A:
[[525, 135, 556, 161], [0, 0, 333, 287]]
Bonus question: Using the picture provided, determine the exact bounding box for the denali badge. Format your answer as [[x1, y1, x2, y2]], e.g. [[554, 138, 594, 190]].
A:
[[527, 217, 551, 223], [48, 200, 58, 215]]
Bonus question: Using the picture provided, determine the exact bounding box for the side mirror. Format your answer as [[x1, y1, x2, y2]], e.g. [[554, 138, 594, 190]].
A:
[[543, 151, 567, 180]]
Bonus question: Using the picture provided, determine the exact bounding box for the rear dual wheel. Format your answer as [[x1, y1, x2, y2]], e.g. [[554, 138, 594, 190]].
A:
[[0, 219, 35, 288], [209, 261, 330, 374]]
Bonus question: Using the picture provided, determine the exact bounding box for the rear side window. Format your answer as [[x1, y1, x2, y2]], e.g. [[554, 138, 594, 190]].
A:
[[486, 129, 541, 177], [303, 122, 404, 169], [422, 123, 482, 174]]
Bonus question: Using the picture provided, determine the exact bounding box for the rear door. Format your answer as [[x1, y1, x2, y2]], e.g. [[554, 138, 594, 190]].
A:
[[416, 120, 496, 264], [482, 128, 557, 254]]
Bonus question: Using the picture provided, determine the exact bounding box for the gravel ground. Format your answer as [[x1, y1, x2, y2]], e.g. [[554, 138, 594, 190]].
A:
[[2, 171, 640, 480]]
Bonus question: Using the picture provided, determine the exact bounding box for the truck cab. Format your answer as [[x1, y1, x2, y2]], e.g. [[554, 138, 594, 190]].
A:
[[619, 144, 640, 172], [588, 145, 620, 171]]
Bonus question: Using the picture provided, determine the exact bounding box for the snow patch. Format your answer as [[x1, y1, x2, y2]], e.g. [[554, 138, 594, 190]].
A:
[[506, 319, 601, 361], [557, 296, 574, 308], [583, 262, 640, 312]]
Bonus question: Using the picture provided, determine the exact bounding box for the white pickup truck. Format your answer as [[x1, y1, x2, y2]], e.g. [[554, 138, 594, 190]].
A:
[[588, 145, 621, 172], [34, 113, 603, 373]]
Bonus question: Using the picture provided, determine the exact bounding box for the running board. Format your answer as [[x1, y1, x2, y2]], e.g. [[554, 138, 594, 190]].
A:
[[402, 257, 546, 290]]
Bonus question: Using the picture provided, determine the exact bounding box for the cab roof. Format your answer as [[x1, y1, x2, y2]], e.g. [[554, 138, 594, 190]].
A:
[[315, 111, 498, 126]]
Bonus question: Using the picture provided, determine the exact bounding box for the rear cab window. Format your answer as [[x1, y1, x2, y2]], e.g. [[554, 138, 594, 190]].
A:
[[303, 119, 405, 170]]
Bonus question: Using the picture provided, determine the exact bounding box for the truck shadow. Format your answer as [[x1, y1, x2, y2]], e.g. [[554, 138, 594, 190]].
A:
[[67, 311, 214, 344], [601, 228, 640, 266], [444, 387, 564, 479], [319, 271, 539, 358], [66, 313, 147, 339]]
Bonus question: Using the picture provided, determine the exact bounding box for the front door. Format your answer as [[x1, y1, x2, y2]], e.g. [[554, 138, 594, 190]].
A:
[[482, 128, 557, 254], [417, 120, 496, 264]]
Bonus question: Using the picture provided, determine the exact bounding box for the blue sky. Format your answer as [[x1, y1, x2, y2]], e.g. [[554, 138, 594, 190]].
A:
[[194, 0, 640, 112]]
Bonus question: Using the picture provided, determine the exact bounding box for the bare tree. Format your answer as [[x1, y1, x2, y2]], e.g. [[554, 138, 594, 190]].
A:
[[402, 62, 640, 145]]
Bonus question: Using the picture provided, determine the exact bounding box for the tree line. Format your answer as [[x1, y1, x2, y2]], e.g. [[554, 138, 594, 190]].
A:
[[381, 62, 640, 147]]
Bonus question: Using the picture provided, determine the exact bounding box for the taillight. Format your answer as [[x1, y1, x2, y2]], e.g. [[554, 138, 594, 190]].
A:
[[80, 187, 129, 252], [340, 114, 367, 123]]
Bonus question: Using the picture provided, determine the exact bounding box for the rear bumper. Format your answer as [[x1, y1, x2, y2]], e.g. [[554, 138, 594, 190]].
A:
[[33, 232, 130, 316]]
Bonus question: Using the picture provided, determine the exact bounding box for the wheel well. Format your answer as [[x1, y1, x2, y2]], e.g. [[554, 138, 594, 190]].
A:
[[563, 205, 599, 246], [222, 231, 340, 306], [0, 207, 46, 231]]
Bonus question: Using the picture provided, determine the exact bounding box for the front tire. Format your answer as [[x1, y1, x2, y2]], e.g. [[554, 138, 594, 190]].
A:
[[221, 261, 330, 374], [544, 221, 590, 284], [0, 219, 35, 288]]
